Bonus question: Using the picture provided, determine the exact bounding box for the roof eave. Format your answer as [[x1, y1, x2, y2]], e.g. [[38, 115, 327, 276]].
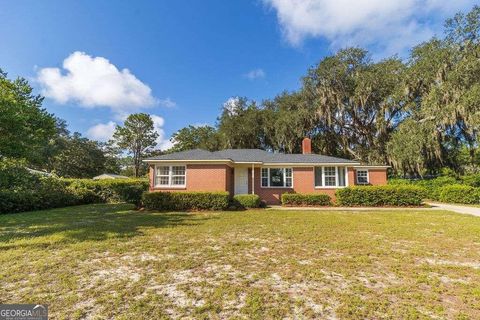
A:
[[262, 162, 361, 166], [143, 159, 233, 163], [353, 165, 391, 169], [143, 159, 363, 166]]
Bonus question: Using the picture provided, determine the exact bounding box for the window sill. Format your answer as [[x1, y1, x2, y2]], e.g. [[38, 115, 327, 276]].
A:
[[260, 186, 293, 189], [153, 186, 187, 189], [314, 186, 347, 189]]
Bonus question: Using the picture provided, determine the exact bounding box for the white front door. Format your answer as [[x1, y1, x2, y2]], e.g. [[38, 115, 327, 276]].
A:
[[234, 167, 249, 195]]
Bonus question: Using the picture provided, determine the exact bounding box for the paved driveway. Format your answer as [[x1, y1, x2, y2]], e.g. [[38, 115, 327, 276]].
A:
[[426, 202, 480, 217], [271, 203, 480, 217]]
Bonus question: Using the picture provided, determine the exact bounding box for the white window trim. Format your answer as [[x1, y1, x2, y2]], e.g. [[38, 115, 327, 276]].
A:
[[356, 169, 369, 185], [260, 167, 293, 188], [314, 166, 348, 189], [154, 164, 187, 188]]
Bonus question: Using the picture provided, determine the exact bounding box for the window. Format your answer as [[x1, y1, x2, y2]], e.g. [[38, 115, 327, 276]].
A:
[[155, 165, 186, 187], [314, 166, 347, 188], [261, 168, 269, 187], [285, 168, 293, 187], [324, 167, 336, 186], [356, 169, 369, 184], [269, 168, 284, 187], [156, 166, 170, 186], [261, 168, 293, 188]]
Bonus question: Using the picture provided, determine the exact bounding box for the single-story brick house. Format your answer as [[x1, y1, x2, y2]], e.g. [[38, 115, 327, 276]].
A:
[[144, 138, 388, 204]]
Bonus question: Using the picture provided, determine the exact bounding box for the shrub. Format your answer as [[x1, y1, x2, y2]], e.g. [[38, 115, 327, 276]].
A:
[[416, 176, 459, 200], [0, 175, 148, 214], [336, 185, 426, 207], [462, 174, 480, 187], [233, 194, 261, 208], [0, 158, 149, 213], [0, 158, 44, 191], [64, 179, 149, 207], [388, 177, 458, 200], [0, 176, 80, 214], [142, 191, 230, 211], [387, 178, 412, 186], [281, 193, 332, 206], [439, 185, 480, 204]]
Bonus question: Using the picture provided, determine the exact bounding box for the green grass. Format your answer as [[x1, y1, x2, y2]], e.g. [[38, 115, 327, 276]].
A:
[[1, 204, 480, 319]]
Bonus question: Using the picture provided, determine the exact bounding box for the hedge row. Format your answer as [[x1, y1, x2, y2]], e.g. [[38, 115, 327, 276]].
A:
[[233, 194, 261, 208], [281, 193, 332, 206], [142, 191, 230, 211], [388, 174, 480, 201], [0, 177, 83, 214], [336, 185, 426, 206], [439, 185, 480, 204], [63, 179, 149, 207], [388, 176, 457, 200], [0, 177, 148, 214]]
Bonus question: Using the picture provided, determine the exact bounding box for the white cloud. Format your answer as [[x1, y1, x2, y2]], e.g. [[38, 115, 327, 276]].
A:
[[244, 68, 266, 80], [263, 0, 477, 56], [151, 115, 173, 150], [86, 121, 116, 142], [36, 51, 158, 113], [158, 98, 176, 108]]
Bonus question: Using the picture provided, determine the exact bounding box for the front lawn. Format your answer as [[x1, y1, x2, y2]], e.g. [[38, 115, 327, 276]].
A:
[[1, 204, 480, 319]]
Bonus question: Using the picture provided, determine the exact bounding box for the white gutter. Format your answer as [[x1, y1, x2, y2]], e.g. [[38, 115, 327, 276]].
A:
[[261, 162, 361, 166], [143, 159, 233, 163], [234, 161, 263, 164], [353, 165, 390, 169]]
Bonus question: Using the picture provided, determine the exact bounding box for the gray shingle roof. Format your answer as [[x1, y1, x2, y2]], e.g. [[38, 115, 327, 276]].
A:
[[145, 149, 359, 164]]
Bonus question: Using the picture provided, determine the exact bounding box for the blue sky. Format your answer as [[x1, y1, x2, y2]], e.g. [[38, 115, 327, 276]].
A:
[[0, 0, 477, 149]]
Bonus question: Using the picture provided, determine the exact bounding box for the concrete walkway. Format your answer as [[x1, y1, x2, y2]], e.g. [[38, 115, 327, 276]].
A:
[[268, 205, 432, 211], [268, 203, 480, 217], [425, 202, 480, 217]]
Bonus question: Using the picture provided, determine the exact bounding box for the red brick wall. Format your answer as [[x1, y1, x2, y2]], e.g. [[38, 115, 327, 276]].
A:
[[348, 168, 355, 186], [149, 164, 231, 193], [247, 167, 340, 204], [352, 168, 388, 186], [246, 167, 387, 205], [248, 168, 293, 204], [148, 164, 388, 204]]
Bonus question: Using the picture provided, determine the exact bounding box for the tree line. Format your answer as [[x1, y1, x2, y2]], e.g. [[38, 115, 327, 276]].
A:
[[1, 7, 479, 178], [170, 7, 480, 176], [0, 69, 159, 178]]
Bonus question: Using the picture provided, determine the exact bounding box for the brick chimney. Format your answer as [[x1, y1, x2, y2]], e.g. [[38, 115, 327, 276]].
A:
[[302, 137, 312, 154]]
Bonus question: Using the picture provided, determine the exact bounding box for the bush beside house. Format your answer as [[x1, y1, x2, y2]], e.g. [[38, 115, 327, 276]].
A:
[[233, 194, 261, 208], [64, 179, 148, 207], [281, 193, 332, 206], [142, 191, 230, 211], [336, 185, 426, 207]]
